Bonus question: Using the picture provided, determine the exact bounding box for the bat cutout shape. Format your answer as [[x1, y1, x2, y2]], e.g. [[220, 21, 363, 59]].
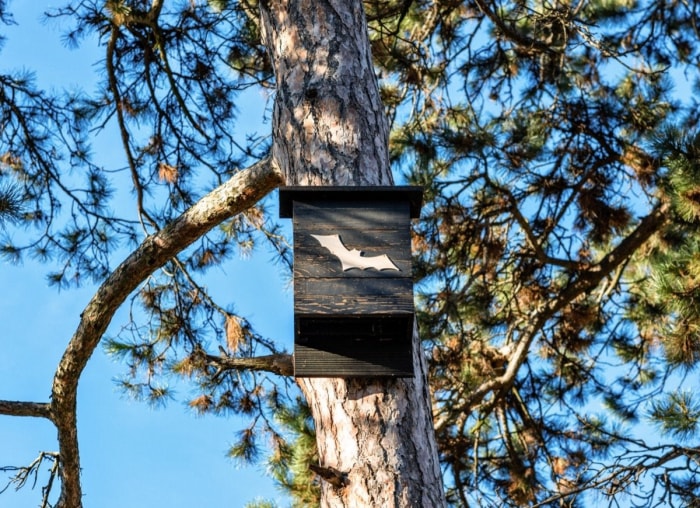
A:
[[310, 234, 400, 272]]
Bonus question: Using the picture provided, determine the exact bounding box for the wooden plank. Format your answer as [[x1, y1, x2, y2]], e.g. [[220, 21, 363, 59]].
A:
[[294, 293, 414, 315], [295, 315, 414, 341], [295, 278, 414, 314], [296, 277, 414, 299], [293, 201, 410, 230], [294, 228, 410, 251]]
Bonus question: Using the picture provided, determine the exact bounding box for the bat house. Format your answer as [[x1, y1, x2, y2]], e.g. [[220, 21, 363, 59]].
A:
[[279, 186, 423, 377]]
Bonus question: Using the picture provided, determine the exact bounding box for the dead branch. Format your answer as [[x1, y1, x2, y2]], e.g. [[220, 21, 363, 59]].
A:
[[0, 400, 51, 419], [0, 451, 59, 504], [309, 463, 350, 489]]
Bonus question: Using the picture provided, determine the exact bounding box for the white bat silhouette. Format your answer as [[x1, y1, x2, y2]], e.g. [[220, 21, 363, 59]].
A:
[[310, 234, 399, 271]]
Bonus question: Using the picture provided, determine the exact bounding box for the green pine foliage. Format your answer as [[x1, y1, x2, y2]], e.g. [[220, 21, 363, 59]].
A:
[[649, 391, 700, 440], [266, 400, 320, 507], [0, 183, 22, 226], [244, 501, 279, 508], [628, 130, 700, 367]]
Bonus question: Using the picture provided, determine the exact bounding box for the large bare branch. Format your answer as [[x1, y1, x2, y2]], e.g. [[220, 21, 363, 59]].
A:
[[49, 157, 283, 508]]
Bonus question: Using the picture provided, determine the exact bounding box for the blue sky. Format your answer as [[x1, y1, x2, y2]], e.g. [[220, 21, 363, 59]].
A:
[[0, 3, 293, 507]]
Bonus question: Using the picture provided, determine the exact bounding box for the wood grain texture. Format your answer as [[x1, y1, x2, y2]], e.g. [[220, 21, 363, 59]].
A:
[[293, 201, 410, 227], [290, 194, 416, 375], [295, 278, 413, 314], [291, 199, 415, 376]]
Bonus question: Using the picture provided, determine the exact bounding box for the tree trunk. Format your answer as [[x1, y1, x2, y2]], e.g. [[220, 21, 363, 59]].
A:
[[260, 0, 393, 187], [260, 1, 446, 506]]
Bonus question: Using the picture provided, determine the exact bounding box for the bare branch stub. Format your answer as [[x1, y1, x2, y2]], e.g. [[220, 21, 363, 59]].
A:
[[205, 353, 294, 377], [0, 400, 51, 419], [309, 464, 350, 489]]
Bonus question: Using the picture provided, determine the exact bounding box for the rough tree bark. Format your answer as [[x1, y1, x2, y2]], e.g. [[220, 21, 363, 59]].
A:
[[260, 1, 446, 506]]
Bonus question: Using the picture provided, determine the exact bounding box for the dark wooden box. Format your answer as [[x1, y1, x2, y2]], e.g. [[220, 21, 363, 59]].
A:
[[279, 186, 422, 377]]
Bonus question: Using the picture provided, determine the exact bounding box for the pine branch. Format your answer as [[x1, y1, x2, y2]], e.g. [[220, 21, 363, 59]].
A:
[[500, 182, 584, 270], [472, 0, 553, 55], [205, 353, 294, 377], [0, 400, 51, 419], [105, 26, 157, 231], [532, 445, 697, 506]]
